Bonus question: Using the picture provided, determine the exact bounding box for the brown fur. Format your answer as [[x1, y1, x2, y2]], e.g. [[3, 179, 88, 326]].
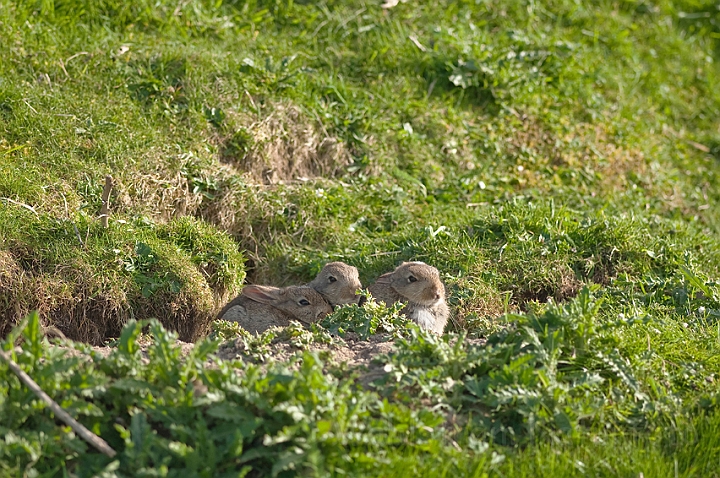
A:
[[307, 261, 362, 306], [218, 285, 332, 334], [368, 262, 449, 335]]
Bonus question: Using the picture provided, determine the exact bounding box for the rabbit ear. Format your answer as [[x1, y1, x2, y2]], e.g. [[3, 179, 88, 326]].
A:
[[374, 272, 393, 284], [242, 285, 283, 304]]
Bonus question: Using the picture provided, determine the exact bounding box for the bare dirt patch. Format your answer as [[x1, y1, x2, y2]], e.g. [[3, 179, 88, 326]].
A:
[[502, 118, 651, 190], [465, 114, 676, 204], [50, 331, 397, 385], [218, 331, 395, 379], [47, 329, 489, 393]]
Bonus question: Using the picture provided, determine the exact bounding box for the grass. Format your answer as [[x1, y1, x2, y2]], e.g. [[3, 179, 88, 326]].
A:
[[1, 0, 720, 475]]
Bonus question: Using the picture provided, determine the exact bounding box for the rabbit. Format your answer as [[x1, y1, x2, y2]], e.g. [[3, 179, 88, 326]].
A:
[[306, 261, 362, 306], [367, 261, 449, 335], [217, 285, 332, 335]]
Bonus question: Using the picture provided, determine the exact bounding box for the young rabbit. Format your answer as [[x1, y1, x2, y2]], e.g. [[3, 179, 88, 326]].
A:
[[367, 261, 449, 335], [217, 285, 332, 335], [307, 261, 362, 306]]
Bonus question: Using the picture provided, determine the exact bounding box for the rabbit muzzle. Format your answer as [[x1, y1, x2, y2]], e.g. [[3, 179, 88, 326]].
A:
[[411, 291, 444, 307]]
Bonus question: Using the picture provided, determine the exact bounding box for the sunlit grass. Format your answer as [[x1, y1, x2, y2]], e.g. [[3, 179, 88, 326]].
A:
[[1, 0, 720, 475]]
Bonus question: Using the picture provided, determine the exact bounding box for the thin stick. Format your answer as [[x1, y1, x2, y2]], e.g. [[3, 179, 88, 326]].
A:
[[100, 175, 113, 229], [244, 90, 258, 118], [0, 348, 117, 457], [368, 250, 402, 257], [1, 197, 39, 216], [73, 221, 83, 245], [65, 52, 89, 63], [686, 139, 710, 153], [408, 34, 427, 52], [22, 99, 39, 115], [61, 193, 84, 246]]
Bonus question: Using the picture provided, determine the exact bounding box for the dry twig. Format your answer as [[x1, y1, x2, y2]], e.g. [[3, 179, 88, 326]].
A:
[[100, 175, 113, 228], [0, 348, 117, 457]]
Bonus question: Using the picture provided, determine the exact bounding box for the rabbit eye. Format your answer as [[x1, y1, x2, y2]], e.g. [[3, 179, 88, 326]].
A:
[[299, 299, 311, 306], [408, 276, 418, 283], [328, 276, 337, 283]]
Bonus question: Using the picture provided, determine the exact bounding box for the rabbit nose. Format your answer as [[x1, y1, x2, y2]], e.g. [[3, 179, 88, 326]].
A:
[[434, 292, 441, 300]]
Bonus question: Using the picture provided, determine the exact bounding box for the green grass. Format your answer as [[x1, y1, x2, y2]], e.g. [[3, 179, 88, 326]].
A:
[[1, 0, 720, 475]]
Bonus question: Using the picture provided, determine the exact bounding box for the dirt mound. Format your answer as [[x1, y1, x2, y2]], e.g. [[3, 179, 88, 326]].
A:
[[0, 249, 217, 346], [4, 273, 213, 346]]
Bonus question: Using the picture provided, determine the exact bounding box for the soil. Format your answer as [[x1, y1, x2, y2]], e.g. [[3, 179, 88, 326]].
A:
[[48, 330, 487, 389]]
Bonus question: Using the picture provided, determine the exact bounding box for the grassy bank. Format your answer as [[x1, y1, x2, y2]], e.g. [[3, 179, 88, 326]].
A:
[[1, 0, 720, 475]]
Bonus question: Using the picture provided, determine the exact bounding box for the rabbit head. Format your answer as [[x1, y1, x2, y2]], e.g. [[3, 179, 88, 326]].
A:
[[307, 261, 362, 306], [241, 284, 333, 325], [384, 261, 445, 307]]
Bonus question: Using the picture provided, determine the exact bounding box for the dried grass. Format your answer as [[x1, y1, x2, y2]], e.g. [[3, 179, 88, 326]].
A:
[[220, 102, 352, 184], [115, 154, 205, 220], [556, 123, 650, 191], [475, 116, 673, 201], [105, 101, 352, 287], [0, 250, 22, 337], [511, 261, 582, 306], [196, 178, 276, 274], [450, 280, 507, 331], [25, 274, 129, 345]]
